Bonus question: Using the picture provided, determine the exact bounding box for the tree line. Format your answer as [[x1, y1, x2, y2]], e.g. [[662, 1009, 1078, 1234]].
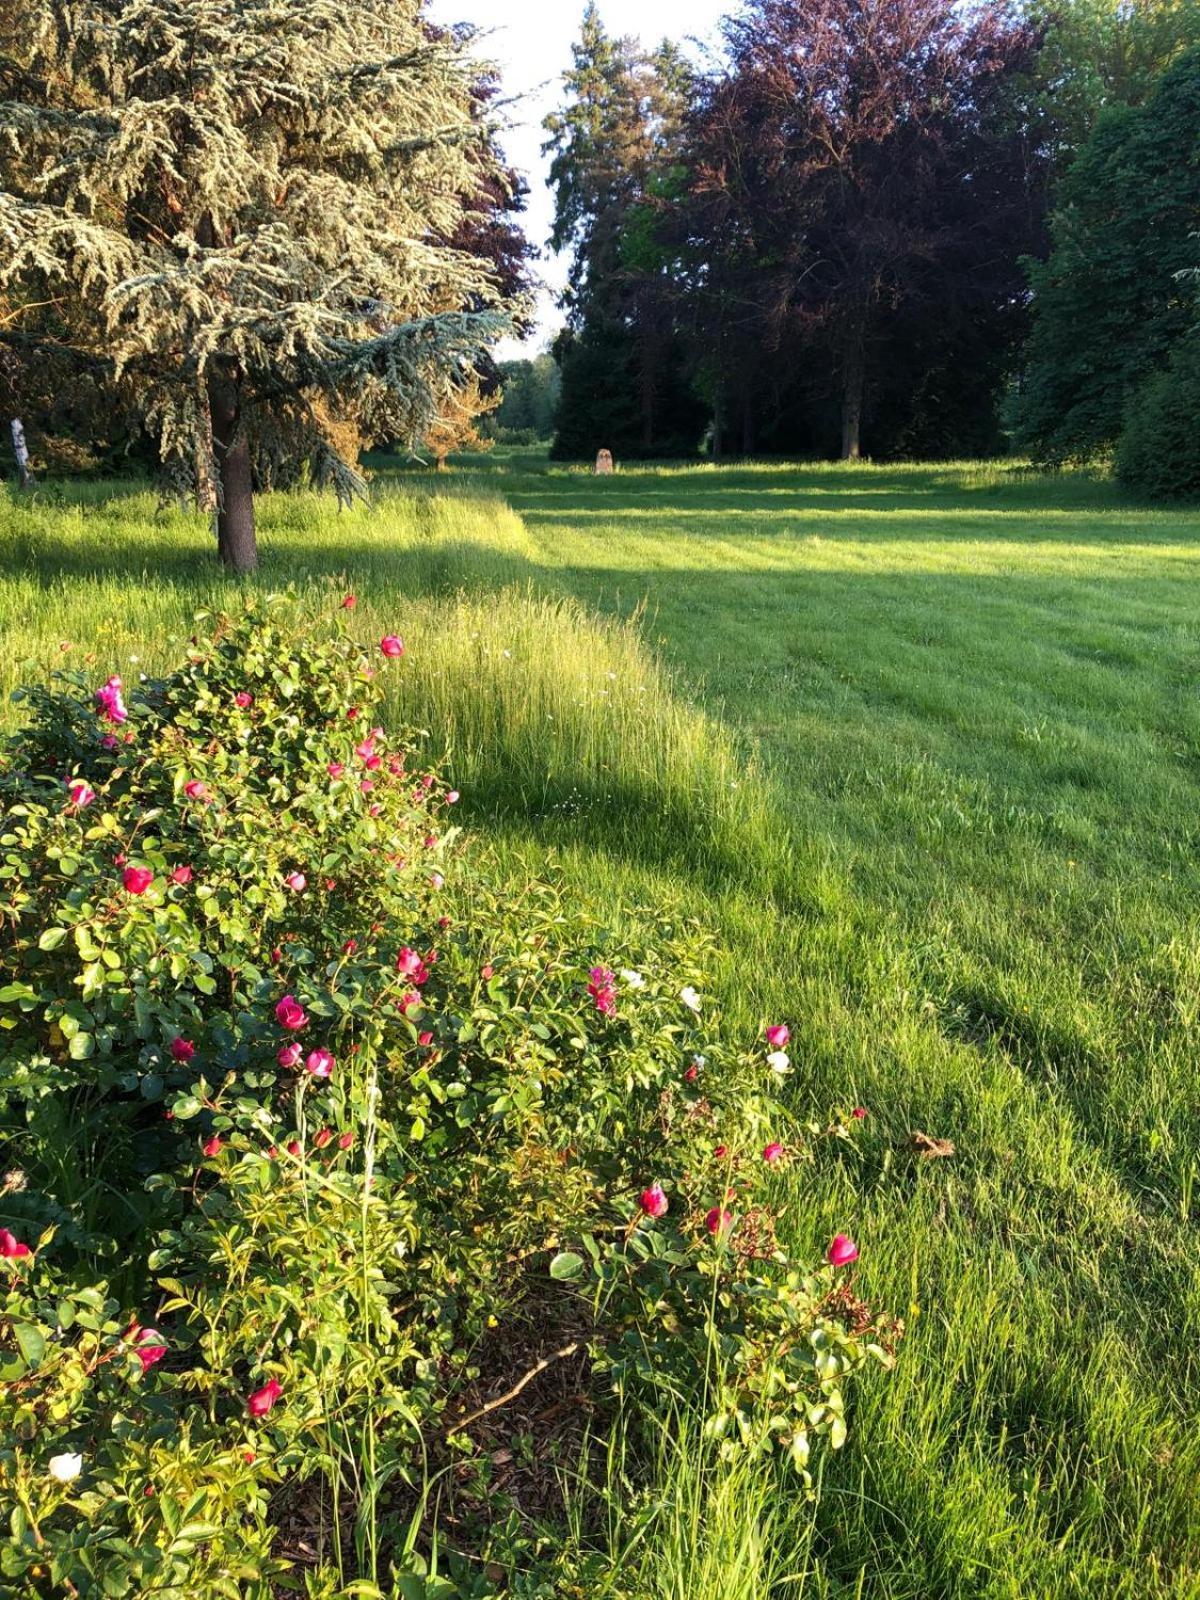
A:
[[541, 0, 1199, 484]]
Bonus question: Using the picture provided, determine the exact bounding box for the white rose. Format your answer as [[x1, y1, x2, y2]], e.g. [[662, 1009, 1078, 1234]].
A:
[[767, 1051, 791, 1075], [48, 1452, 83, 1483], [680, 986, 702, 1013], [620, 969, 646, 990]]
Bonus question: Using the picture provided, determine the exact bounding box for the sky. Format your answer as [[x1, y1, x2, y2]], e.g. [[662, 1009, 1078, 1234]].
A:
[[428, 0, 730, 359]]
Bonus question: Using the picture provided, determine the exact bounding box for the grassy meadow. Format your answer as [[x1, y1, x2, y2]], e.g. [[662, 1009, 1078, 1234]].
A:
[[4, 453, 1200, 1597]]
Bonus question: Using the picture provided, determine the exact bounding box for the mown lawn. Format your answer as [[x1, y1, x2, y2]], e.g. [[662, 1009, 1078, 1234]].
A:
[[4, 455, 1200, 1597]]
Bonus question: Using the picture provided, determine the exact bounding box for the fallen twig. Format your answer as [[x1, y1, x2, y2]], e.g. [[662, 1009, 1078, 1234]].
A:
[[447, 1341, 583, 1436]]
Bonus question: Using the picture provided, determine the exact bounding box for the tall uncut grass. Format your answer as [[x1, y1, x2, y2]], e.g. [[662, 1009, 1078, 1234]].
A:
[[5, 456, 1200, 1597]]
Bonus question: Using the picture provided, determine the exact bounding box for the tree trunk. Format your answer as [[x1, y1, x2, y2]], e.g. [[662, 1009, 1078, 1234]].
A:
[[639, 336, 657, 455], [741, 396, 756, 458], [208, 379, 257, 572], [10, 418, 34, 489], [841, 337, 865, 461]]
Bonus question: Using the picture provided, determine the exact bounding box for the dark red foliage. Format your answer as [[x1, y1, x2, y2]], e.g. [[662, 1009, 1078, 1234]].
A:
[[683, 0, 1048, 457]]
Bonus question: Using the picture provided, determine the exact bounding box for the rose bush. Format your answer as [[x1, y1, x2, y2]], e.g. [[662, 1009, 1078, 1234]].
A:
[[0, 597, 898, 1596]]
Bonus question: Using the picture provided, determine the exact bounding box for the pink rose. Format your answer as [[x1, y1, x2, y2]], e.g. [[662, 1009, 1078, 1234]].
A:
[[639, 1183, 669, 1219], [762, 1142, 785, 1164], [202, 1134, 223, 1158], [341, 594, 357, 610], [246, 1377, 283, 1418], [395, 947, 423, 977], [171, 865, 193, 885], [705, 1206, 734, 1239], [588, 966, 617, 1016], [67, 780, 96, 809], [765, 1024, 790, 1050], [284, 872, 307, 893], [123, 866, 153, 895], [380, 635, 405, 658], [277, 1042, 302, 1068], [136, 1330, 168, 1373], [95, 675, 128, 725], [274, 995, 308, 1031], [328, 762, 345, 779], [313, 1127, 333, 1149], [827, 1233, 859, 1268], [0, 1228, 32, 1260], [852, 1107, 868, 1120], [337, 1131, 354, 1151], [235, 692, 253, 709], [183, 780, 208, 802], [305, 1048, 334, 1080], [171, 1038, 195, 1063]]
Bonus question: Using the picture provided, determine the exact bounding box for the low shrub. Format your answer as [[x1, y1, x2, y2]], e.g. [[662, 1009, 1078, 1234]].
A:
[[0, 597, 897, 1596]]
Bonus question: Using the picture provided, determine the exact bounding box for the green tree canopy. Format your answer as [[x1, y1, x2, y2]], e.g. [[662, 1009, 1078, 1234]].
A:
[[1028, 0, 1200, 161], [490, 354, 562, 438], [1016, 48, 1200, 464], [0, 1, 520, 568]]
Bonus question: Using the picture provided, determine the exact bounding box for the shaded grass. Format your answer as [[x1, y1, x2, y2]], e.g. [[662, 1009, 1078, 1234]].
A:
[[5, 456, 1200, 1595]]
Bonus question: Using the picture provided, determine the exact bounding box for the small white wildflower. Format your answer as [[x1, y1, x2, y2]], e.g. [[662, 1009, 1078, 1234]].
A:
[[48, 1452, 83, 1483], [620, 969, 646, 990], [767, 1050, 791, 1075], [502, 649, 512, 658], [680, 986, 702, 1014]]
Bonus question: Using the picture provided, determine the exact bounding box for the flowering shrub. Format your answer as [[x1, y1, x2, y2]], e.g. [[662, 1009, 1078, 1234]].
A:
[[0, 597, 898, 1595]]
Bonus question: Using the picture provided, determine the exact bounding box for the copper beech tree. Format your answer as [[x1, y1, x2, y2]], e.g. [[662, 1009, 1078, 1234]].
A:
[[687, 0, 1045, 459], [0, 1, 521, 569]]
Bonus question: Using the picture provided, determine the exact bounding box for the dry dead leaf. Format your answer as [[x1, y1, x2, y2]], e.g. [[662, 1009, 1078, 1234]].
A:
[[910, 1130, 956, 1160]]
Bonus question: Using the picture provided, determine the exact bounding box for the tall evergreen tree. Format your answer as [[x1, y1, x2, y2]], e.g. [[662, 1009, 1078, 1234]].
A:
[[0, 1, 517, 570], [544, 7, 705, 459], [544, 3, 652, 329]]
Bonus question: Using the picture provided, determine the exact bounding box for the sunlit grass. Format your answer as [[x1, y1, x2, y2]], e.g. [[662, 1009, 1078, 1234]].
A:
[[5, 454, 1200, 1596]]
